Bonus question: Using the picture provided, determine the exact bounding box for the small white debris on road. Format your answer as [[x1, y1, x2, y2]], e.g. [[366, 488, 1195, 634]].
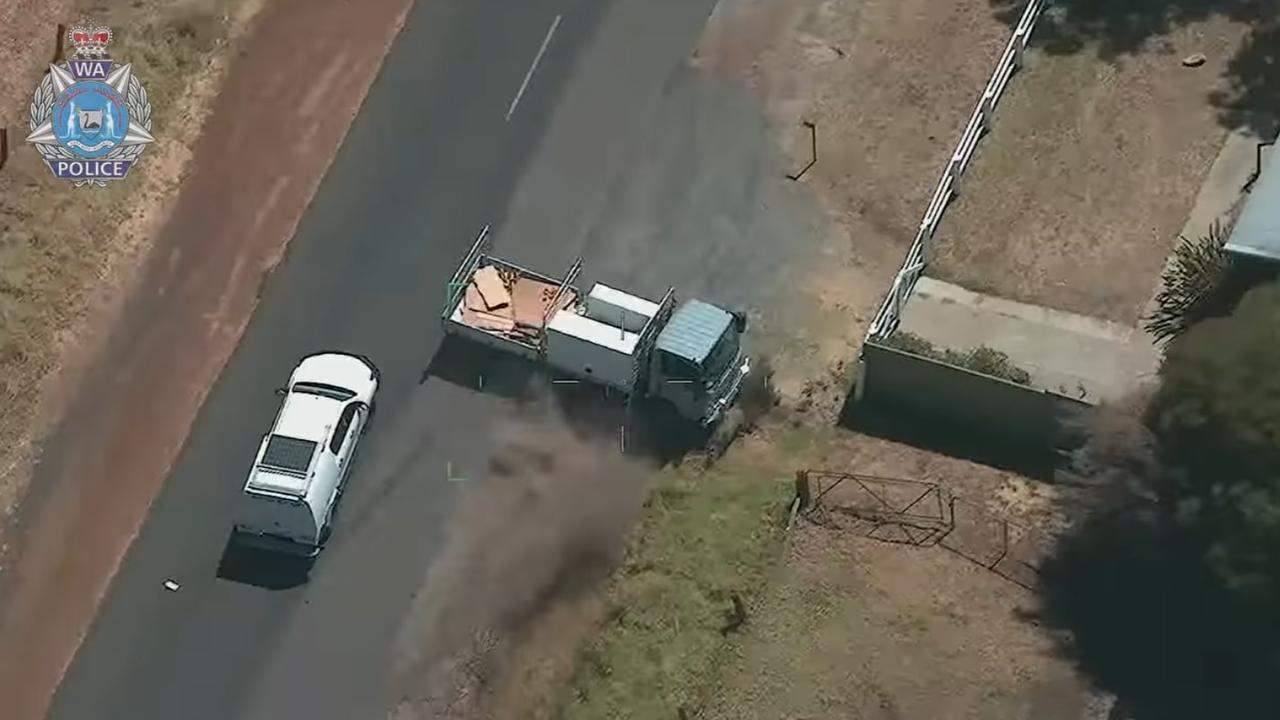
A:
[[163, 580, 180, 591]]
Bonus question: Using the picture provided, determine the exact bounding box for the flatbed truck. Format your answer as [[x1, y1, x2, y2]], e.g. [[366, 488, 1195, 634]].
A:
[[441, 226, 751, 429]]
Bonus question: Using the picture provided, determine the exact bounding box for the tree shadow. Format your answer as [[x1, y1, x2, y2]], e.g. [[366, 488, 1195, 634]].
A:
[[1034, 508, 1280, 719], [989, 0, 1279, 136], [1210, 16, 1280, 139]]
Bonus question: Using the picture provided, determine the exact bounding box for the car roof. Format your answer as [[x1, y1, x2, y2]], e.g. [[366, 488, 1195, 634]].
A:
[[273, 389, 343, 442]]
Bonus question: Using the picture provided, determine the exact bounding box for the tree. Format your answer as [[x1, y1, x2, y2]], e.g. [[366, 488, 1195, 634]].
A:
[[1038, 283, 1280, 719], [1149, 280, 1280, 605]]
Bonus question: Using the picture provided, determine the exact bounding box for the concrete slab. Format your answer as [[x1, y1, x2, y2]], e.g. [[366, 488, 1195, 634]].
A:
[[1137, 128, 1264, 320], [899, 277, 1161, 404], [1185, 129, 1268, 239]]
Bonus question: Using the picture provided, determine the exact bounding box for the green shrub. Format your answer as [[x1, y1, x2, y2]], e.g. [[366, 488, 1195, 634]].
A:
[[884, 332, 1032, 386]]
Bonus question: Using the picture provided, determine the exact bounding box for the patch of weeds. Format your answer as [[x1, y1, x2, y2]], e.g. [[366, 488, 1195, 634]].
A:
[[118, 5, 224, 115], [884, 332, 1032, 385], [560, 454, 795, 720]]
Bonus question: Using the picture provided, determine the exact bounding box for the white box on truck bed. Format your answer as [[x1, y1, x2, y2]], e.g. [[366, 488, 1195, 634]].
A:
[[546, 283, 664, 391], [584, 283, 660, 333], [547, 308, 639, 391]]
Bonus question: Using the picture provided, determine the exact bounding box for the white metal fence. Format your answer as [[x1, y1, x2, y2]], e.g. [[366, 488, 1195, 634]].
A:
[[865, 0, 1048, 342]]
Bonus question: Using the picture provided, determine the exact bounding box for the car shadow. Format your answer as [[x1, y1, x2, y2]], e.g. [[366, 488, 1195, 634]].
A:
[[215, 535, 315, 590]]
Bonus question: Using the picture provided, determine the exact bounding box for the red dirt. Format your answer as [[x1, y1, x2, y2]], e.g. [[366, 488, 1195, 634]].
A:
[[0, 1, 413, 719]]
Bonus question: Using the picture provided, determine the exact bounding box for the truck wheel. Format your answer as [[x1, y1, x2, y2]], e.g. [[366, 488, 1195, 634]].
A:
[[705, 407, 744, 467]]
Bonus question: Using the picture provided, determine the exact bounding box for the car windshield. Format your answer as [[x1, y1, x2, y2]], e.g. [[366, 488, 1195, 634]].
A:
[[702, 328, 740, 384], [291, 381, 355, 401]]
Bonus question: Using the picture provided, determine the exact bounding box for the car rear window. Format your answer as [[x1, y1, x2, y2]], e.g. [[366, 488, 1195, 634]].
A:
[[260, 434, 318, 474]]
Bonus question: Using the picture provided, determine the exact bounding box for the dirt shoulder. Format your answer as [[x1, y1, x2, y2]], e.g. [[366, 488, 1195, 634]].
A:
[[0, 1, 413, 719]]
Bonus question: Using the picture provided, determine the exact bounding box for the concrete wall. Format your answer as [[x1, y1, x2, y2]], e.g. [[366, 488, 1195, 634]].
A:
[[857, 341, 1090, 449]]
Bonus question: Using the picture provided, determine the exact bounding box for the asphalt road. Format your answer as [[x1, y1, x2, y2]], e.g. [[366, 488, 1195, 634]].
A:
[[46, 0, 719, 718]]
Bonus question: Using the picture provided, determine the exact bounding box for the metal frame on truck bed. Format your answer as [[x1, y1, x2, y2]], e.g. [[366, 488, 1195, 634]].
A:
[[442, 224, 582, 360], [441, 225, 678, 405]]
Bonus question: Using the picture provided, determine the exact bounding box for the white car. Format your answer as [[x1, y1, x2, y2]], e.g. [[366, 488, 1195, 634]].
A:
[[232, 352, 379, 556]]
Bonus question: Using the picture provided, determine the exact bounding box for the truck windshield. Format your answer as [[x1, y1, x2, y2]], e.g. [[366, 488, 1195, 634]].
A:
[[702, 328, 740, 384]]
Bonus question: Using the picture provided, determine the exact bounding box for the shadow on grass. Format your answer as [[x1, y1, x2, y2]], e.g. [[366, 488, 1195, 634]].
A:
[[989, 0, 1279, 137], [1034, 508, 1280, 719]]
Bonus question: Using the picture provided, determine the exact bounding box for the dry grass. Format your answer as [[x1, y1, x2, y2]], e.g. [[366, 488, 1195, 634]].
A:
[[703, 523, 1094, 720], [548, 419, 1093, 720], [928, 12, 1255, 325], [0, 0, 261, 528]]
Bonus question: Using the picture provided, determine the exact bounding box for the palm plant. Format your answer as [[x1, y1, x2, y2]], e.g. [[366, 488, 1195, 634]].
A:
[[1145, 220, 1231, 343]]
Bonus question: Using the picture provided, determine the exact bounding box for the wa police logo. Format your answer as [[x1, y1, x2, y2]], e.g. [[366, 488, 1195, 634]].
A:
[[25, 22, 155, 187]]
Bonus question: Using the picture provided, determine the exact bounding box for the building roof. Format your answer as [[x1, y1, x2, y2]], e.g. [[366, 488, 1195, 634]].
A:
[[1225, 135, 1280, 262], [656, 299, 731, 364]]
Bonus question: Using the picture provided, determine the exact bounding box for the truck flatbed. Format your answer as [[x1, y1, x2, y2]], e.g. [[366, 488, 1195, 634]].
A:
[[442, 226, 676, 393]]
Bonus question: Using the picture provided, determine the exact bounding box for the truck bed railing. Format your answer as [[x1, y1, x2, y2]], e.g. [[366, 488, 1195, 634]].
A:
[[443, 224, 493, 320], [441, 224, 589, 359], [542, 256, 584, 328], [629, 287, 677, 402]]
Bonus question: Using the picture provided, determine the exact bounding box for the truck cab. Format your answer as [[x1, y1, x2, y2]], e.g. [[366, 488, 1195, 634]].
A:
[[649, 299, 751, 427]]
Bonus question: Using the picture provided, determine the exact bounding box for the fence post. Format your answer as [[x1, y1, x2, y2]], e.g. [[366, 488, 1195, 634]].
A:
[[1011, 26, 1027, 70], [52, 23, 66, 65], [947, 153, 964, 196], [978, 91, 994, 133], [919, 220, 937, 263], [0, 128, 8, 173], [795, 470, 811, 510]]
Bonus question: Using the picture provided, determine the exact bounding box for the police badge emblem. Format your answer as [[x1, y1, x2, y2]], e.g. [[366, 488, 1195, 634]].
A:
[[25, 21, 156, 187]]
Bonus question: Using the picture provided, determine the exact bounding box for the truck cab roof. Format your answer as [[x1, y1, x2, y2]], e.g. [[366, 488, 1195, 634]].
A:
[[656, 299, 733, 364]]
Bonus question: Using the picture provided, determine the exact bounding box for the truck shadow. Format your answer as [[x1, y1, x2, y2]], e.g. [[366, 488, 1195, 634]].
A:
[[424, 336, 701, 466], [215, 535, 315, 590]]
